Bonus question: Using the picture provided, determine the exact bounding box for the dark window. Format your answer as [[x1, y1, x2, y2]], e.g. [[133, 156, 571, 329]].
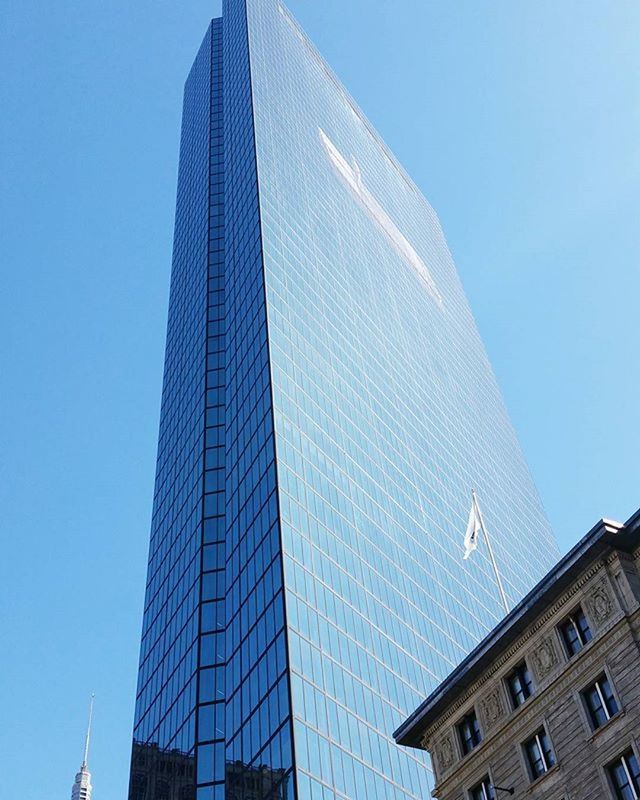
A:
[[470, 777, 495, 800], [507, 662, 534, 708], [130, 775, 147, 800], [524, 728, 556, 780], [582, 675, 619, 729], [457, 710, 482, 755], [608, 750, 640, 800], [155, 780, 170, 800], [560, 607, 592, 656]]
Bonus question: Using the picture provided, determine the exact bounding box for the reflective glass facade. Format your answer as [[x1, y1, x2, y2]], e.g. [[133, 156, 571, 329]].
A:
[[130, 22, 213, 767], [129, 2, 559, 799]]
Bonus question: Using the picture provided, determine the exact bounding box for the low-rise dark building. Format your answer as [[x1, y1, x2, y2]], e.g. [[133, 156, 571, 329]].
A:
[[394, 507, 640, 800], [128, 742, 195, 800], [128, 744, 288, 800]]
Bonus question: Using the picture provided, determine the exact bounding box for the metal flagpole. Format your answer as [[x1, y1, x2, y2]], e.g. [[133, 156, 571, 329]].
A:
[[472, 490, 510, 614]]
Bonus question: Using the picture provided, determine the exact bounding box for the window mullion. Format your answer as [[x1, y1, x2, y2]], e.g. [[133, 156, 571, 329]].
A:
[[535, 734, 547, 771], [621, 756, 639, 800], [594, 681, 610, 721]]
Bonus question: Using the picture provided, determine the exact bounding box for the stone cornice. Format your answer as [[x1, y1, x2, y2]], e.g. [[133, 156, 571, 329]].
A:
[[612, 550, 635, 564], [423, 558, 609, 743]]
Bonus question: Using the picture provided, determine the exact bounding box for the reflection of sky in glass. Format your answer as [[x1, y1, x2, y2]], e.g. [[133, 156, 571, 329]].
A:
[[129, 1, 560, 798], [318, 128, 443, 307], [246, 1, 559, 798]]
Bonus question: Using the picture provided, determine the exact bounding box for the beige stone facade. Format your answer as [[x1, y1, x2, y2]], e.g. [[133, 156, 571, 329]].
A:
[[395, 510, 640, 800]]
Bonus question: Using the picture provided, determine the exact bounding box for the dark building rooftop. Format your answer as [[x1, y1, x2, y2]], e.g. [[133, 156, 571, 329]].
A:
[[394, 505, 640, 748]]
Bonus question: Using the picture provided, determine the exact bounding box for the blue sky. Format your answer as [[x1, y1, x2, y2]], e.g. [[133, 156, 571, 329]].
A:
[[1, 1, 638, 799]]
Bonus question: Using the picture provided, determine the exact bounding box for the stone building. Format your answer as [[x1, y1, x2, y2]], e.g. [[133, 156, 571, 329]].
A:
[[394, 507, 640, 800]]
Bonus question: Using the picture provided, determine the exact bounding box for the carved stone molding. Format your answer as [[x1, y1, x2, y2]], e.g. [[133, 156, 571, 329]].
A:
[[587, 582, 613, 627], [530, 636, 559, 681], [608, 550, 634, 565], [435, 733, 456, 774], [480, 685, 505, 731]]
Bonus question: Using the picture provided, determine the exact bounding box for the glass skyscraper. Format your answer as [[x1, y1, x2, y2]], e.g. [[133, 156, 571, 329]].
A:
[[128, 2, 558, 800]]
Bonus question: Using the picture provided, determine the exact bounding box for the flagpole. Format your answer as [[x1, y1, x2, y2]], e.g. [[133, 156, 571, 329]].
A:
[[472, 490, 510, 614]]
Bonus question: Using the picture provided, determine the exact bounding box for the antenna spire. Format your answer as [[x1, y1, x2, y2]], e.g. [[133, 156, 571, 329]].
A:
[[71, 695, 94, 800], [82, 694, 95, 768]]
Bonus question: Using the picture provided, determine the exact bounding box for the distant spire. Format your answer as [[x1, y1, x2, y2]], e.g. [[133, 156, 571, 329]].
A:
[[82, 694, 95, 768], [71, 695, 94, 800]]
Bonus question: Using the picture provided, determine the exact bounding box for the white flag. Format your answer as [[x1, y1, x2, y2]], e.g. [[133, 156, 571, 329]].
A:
[[463, 499, 481, 559]]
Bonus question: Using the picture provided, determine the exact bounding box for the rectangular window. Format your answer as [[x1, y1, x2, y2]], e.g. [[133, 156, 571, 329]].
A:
[[560, 606, 592, 656], [608, 750, 640, 800], [458, 710, 482, 755], [524, 728, 556, 780], [507, 662, 534, 708], [582, 675, 619, 729], [470, 777, 495, 800]]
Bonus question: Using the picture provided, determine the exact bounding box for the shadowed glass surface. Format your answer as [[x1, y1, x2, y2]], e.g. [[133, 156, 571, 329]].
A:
[[129, 25, 213, 768]]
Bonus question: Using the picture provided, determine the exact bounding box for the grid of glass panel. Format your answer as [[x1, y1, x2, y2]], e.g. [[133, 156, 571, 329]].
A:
[[132, 2, 561, 798], [242, 0, 559, 797], [195, 18, 227, 799], [129, 23, 214, 796], [222, 0, 295, 797]]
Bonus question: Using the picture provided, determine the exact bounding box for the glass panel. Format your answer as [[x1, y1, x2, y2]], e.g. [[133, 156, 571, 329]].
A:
[[198, 705, 215, 743], [610, 752, 640, 800], [576, 608, 593, 644], [628, 752, 640, 785], [540, 731, 556, 768], [200, 601, 223, 634], [601, 677, 619, 716], [197, 745, 215, 784]]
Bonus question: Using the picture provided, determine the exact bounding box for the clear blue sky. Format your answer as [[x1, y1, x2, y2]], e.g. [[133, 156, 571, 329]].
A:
[[1, 2, 638, 798]]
